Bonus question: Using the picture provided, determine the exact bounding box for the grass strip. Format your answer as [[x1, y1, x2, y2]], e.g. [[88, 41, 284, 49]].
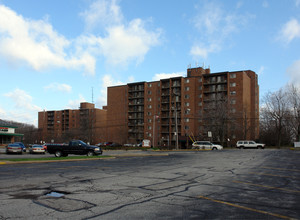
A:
[[0, 155, 112, 162]]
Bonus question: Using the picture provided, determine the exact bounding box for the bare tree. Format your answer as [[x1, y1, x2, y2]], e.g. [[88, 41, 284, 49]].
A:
[[202, 94, 229, 145], [286, 84, 300, 142], [262, 88, 290, 146]]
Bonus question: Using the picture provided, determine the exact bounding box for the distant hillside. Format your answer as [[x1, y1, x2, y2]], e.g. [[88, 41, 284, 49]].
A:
[[0, 119, 36, 129]]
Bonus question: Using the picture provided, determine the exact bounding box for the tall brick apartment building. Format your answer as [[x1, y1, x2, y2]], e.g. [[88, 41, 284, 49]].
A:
[[107, 67, 259, 148], [38, 102, 107, 144]]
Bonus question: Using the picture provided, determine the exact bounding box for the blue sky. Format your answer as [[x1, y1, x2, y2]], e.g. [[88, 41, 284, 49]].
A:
[[0, 0, 300, 126]]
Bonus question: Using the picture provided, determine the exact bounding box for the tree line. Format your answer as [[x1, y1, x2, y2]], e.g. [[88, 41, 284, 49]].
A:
[[260, 84, 300, 147]]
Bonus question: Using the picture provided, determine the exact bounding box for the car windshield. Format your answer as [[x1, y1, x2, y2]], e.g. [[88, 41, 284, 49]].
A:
[[8, 144, 20, 147], [33, 145, 43, 148]]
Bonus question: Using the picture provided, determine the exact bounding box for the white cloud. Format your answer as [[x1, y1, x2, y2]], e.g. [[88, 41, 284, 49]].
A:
[[0, 106, 6, 117], [278, 18, 300, 44], [4, 88, 42, 112], [0, 1, 161, 75], [80, 0, 123, 30], [3, 89, 42, 125], [98, 19, 161, 65], [287, 60, 300, 86], [191, 2, 254, 59], [190, 44, 219, 59], [296, 0, 300, 7], [257, 66, 265, 75], [193, 2, 244, 37], [79, 0, 162, 66], [152, 72, 185, 81], [262, 1, 269, 8], [0, 4, 96, 75], [66, 94, 86, 109], [44, 83, 72, 93]]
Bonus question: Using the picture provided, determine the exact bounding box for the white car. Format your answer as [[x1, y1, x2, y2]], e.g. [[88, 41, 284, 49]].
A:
[[192, 141, 223, 150], [29, 144, 46, 154], [236, 141, 265, 149]]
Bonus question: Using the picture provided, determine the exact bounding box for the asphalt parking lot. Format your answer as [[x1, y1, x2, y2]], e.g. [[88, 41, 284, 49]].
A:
[[0, 149, 299, 219]]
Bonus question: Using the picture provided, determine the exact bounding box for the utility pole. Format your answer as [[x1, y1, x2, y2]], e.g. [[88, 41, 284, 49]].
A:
[[153, 115, 155, 148], [173, 91, 179, 150]]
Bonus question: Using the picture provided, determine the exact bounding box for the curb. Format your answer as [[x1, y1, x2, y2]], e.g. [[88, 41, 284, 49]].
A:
[[0, 153, 169, 165]]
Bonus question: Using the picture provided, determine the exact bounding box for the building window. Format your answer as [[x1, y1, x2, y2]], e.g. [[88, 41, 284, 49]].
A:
[[230, 82, 236, 87], [148, 83, 152, 87], [198, 102, 202, 106], [199, 94, 202, 98], [147, 112, 151, 116], [148, 105, 152, 109], [185, 79, 190, 83], [230, 99, 236, 104], [185, 94, 190, 99], [148, 126, 152, 130], [198, 78, 202, 82], [185, 126, 189, 130], [148, 119, 152, 123], [231, 108, 236, 113], [230, 73, 236, 78], [185, 86, 190, 91], [198, 86, 202, 90], [185, 102, 190, 107], [230, 91, 236, 95], [184, 118, 190, 122], [148, 91, 152, 95], [148, 98, 152, 101]]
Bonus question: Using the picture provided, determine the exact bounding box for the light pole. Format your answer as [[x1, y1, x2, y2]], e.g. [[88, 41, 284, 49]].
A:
[[152, 115, 159, 148], [173, 91, 179, 150]]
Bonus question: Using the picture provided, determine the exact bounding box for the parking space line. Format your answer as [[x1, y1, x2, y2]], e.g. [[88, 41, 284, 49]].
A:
[[248, 172, 300, 179], [233, 180, 300, 193], [198, 195, 293, 220], [261, 166, 300, 172], [57, 166, 87, 169]]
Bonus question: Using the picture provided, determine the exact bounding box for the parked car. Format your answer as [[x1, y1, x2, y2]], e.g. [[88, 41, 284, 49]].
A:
[[192, 141, 223, 150], [104, 142, 113, 146], [13, 142, 26, 152], [29, 144, 46, 154], [6, 143, 23, 154], [46, 140, 102, 157], [110, 142, 121, 147], [42, 144, 47, 151], [236, 140, 265, 149]]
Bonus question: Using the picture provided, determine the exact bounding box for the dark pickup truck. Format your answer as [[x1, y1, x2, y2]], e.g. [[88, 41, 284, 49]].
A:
[[46, 140, 103, 157]]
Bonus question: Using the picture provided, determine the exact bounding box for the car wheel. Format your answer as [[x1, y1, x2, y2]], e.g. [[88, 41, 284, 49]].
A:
[[54, 150, 62, 157], [212, 147, 217, 150], [87, 151, 95, 156]]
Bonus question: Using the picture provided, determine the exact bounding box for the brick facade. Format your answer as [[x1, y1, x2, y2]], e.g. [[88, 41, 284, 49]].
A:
[[38, 102, 107, 144], [107, 67, 259, 148], [38, 67, 259, 148]]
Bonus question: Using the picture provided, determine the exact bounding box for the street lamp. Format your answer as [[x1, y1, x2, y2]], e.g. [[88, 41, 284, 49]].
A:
[[152, 115, 159, 148], [173, 91, 179, 150]]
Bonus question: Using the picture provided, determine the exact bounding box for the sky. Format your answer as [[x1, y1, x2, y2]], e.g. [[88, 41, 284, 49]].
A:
[[0, 0, 300, 126]]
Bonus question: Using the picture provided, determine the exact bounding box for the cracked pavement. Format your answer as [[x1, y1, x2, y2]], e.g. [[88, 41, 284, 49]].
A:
[[0, 149, 299, 219]]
